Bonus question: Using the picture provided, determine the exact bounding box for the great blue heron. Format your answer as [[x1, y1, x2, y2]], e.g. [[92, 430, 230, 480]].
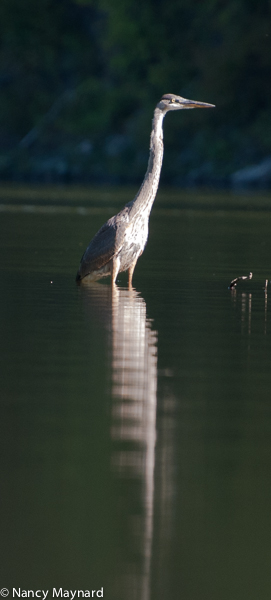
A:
[[76, 93, 215, 287]]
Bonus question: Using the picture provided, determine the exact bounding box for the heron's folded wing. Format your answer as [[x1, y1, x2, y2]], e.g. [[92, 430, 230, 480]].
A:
[[77, 214, 127, 279]]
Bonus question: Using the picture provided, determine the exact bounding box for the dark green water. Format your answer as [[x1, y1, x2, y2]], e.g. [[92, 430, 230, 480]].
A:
[[1, 186, 271, 600]]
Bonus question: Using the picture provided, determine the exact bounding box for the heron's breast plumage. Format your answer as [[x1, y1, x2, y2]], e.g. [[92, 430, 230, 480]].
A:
[[117, 210, 149, 272]]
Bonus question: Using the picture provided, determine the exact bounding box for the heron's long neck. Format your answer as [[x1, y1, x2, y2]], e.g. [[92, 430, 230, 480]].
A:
[[129, 107, 165, 218]]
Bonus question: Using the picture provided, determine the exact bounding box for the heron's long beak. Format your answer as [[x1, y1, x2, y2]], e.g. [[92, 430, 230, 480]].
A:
[[181, 98, 215, 109]]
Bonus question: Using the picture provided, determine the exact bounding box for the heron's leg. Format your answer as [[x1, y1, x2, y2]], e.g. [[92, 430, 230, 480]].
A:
[[111, 256, 120, 287], [128, 259, 137, 289]]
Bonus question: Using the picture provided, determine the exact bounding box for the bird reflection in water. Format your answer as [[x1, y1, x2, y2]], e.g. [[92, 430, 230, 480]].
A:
[[110, 286, 157, 600], [80, 282, 158, 600]]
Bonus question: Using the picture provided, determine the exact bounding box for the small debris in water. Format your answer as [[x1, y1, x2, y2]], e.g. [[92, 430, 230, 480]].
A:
[[229, 272, 253, 290]]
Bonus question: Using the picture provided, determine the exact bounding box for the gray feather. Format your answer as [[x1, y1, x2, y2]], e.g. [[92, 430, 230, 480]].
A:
[[76, 209, 129, 280]]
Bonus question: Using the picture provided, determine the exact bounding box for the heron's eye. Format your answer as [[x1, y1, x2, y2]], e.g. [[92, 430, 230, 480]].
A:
[[171, 99, 175, 103]]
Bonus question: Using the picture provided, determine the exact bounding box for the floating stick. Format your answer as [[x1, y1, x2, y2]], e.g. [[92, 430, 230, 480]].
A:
[[229, 272, 253, 290]]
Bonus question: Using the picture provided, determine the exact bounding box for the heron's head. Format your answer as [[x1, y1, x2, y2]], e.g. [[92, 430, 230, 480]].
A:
[[158, 93, 215, 112]]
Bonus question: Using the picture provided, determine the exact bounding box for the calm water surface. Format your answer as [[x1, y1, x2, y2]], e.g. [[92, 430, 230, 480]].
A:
[[1, 186, 271, 600]]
